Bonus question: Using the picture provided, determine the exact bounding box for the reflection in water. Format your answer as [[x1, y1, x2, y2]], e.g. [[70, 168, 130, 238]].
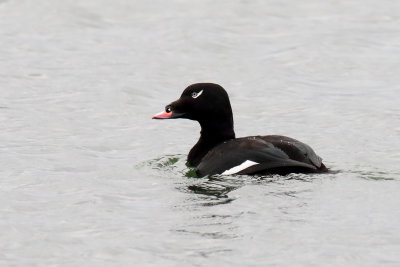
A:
[[187, 176, 242, 198], [140, 155, 335, 207]]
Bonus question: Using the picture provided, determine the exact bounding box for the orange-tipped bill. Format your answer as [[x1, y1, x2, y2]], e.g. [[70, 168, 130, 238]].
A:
[[152, 111, 173, 119]]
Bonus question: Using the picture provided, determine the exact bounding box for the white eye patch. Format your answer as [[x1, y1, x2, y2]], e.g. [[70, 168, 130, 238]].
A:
[[191, 90, 203, 99]]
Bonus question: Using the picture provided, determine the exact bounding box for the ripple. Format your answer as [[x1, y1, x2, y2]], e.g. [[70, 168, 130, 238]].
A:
[[355, 170, 398, 181]]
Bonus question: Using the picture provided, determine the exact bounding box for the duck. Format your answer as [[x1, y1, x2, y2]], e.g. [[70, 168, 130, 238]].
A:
[[152, 83, 328, 177]]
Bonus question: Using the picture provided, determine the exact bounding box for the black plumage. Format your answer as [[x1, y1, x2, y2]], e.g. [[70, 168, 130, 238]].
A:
[[153, 83, 327, 177]]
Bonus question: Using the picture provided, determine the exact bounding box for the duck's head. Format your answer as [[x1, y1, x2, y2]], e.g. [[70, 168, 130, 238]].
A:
[[152, 83, 233, 126]]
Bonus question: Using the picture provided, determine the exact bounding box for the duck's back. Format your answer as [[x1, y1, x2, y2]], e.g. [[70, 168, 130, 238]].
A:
[[196, 135, 327, 177]]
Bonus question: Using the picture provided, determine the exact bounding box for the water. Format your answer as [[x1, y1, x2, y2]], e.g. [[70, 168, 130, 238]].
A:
[[1, 0, 400, 266]]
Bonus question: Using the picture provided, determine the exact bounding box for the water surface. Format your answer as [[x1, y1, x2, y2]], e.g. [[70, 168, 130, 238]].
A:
[[1, 0, 400, 266]]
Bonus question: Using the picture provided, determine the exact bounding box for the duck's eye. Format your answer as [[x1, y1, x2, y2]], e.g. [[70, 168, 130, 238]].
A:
[[191, 89, 203, 99], [165, 106, 172, 113]]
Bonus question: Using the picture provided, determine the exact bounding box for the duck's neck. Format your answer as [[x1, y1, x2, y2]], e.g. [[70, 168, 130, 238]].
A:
[[188, 119, 235, 167]]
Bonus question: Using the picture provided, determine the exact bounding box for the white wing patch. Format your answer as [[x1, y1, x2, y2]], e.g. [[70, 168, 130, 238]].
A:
[[222, 160, 258, 175]]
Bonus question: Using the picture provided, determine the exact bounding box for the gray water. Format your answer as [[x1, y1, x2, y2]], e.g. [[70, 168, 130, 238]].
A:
[[1, 0, 400, 266]]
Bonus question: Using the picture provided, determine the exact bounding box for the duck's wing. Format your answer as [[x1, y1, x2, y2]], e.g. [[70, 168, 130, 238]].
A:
[[260, 135, 323, 168], [195, 137, 317, 177]]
